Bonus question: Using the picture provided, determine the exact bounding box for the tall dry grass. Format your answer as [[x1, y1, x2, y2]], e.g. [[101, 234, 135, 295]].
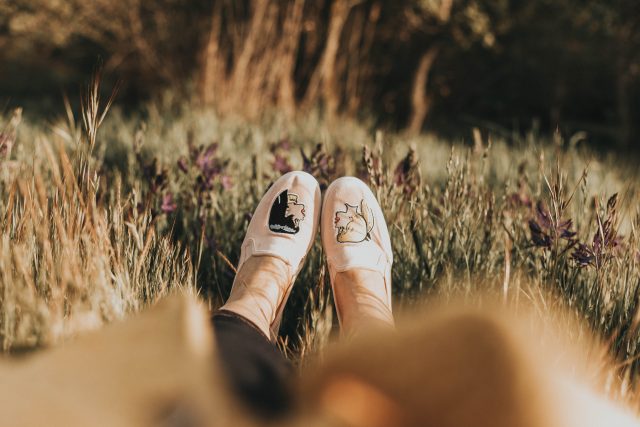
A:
[[0, 80, 193, 352], [2, 81, 640, 407]]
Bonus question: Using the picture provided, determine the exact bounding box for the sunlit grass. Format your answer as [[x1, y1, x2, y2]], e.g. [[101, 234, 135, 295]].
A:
[[1, 85, 640, 407]]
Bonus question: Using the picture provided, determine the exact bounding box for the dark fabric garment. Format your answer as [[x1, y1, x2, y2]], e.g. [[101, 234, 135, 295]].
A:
[[211, 310, 293, 420]]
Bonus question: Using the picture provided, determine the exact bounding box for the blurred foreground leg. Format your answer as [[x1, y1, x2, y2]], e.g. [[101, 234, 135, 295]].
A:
[[299, 307, 640, 427], [0, 293, 246, 427], [321, 177, 394, 336], [212, 310, 293, 420]]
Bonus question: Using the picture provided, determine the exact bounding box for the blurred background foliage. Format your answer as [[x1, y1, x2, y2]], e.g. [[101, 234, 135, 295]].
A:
[[1, 0, 639, 148]]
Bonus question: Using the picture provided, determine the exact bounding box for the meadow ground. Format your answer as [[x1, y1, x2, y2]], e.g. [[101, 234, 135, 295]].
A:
[[2, 86, 640, 407]]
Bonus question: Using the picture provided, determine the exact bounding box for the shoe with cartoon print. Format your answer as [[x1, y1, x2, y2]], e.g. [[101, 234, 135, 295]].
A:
[[220, 171, 321, 341], [321, 176, 394, 332]]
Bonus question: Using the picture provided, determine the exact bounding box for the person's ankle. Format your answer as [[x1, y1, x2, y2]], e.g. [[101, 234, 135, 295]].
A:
[[334, 269, 394, 335], [220, 255, 292, 340]]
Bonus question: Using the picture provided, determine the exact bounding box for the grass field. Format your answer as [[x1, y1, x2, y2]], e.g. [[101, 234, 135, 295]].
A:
[[2, 84, 640, 404]]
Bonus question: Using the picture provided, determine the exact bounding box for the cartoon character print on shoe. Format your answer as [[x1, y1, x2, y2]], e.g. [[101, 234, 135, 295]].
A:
[[334, 199, 374, 243], [268, 190, 306, 234]]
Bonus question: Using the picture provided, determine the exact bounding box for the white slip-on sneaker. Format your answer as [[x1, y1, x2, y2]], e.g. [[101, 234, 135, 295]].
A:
[[321, 177, 394, 332], [221, 171, 321, 341]]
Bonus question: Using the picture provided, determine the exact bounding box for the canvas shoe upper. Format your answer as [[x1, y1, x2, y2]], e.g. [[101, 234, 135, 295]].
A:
[[236, 171, 321, 275], [223, 171, 321, 340], [321, 177, 393, 327]]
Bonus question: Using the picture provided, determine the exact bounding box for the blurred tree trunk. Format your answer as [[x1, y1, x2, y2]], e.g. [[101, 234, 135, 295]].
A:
[[198, 0, 303, 117], [406, 0, 452, 135], [304, 0, 355, 121], [229, 0, 268, 114], [344, 7, 365, 117], [616, 67, 632, 148], [276, 0, 305, 117], [199, 2, 224, 107], [198, 0, 270, 114], [344, 3, 381, 118], [616, 28, 632, 148], [407, 45, 440, 135]]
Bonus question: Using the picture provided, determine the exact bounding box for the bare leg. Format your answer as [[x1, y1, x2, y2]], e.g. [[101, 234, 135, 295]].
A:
[[220, 255, 292, 341], [333, 269, 394, 335]]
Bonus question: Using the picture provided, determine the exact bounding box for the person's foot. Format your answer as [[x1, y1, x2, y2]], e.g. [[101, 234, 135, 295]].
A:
[[321, 177, 394, 334], [221, 171, 321, 341]]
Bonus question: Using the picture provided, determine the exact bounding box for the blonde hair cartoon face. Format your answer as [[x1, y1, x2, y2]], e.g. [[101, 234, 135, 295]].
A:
[[334, 199, 374, 243], [285, 193, 305, 227]]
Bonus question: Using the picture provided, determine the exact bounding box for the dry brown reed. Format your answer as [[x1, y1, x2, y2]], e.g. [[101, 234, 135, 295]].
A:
[[0, 81, 193, 352]]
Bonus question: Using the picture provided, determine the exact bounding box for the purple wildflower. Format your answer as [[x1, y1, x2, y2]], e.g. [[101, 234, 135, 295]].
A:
[[275, 138, 291, 151], [508, 192, 532, 208], [300, 144, 340, 190], [571, 193, 621, 269], [221, 175, 233, 190], [528, 200, 576, 250], [161, 193, 177, 213], [572, 243, 595, 267], [177, 157, 189, 173], [393, 147, 420, 197], [196, 143, 222, 178], [301, 149, 312, 173], [273, 154, 292, 174], [0, 132, 13, 160]]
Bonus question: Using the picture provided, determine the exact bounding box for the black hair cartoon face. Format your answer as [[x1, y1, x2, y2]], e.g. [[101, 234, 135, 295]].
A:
[[269, 190, 305, 234]]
